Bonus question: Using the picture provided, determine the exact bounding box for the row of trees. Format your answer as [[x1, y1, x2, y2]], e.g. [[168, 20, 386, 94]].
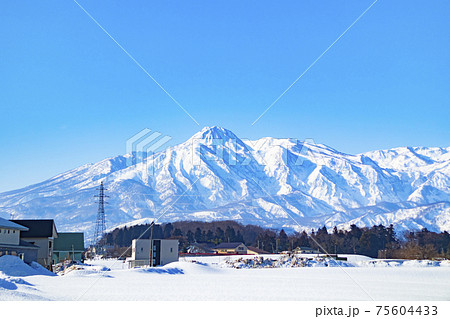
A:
[[103, 220, 265, 250], [103, 221, 450, 259]]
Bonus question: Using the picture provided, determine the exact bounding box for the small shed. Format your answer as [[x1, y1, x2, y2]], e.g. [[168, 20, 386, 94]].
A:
[[130, 239, 179, 267], [53, 232, 85, 263]]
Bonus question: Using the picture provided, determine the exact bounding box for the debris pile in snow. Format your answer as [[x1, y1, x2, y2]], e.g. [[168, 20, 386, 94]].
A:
[[221, 254, 450, 269], [223, 254, 351, 269]]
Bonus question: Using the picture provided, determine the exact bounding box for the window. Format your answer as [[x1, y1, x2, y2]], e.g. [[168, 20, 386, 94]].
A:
[[170, 248, 173, 253], [7, 230, 10, 234], [13, 230, 15, 234], [140, 247, 143, 252]]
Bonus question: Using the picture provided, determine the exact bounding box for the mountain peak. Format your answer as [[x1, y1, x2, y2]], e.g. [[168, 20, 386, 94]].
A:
[[191, 126, 239, 140]]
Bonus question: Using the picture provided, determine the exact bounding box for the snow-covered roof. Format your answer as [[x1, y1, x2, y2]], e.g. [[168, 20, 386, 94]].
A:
[[0, 218, 29, 231]]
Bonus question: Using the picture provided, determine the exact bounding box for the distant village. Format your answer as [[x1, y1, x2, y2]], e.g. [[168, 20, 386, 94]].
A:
[[0, 184, 334, 273], [0, 216, 321, 272]]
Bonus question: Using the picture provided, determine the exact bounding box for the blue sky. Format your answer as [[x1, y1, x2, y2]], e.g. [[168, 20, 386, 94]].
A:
[[1, 0, 449, 192]]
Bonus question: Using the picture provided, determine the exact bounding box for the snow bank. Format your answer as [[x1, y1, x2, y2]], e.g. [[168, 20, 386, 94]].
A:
[[356, 259, 450, 268], [0, 257, 41, 296], [131, 261, 220, 275], [0, 256, 55, 277], [62, 263, 112, 277], [30, 261, 56, 276], [0, 277, 18, 290], [0, 276, 34, 291]]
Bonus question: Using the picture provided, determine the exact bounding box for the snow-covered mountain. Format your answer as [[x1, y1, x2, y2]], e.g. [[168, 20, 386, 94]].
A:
[[1, 126, 449, 236]]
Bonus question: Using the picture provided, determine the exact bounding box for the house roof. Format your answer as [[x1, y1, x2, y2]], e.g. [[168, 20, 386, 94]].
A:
[[247, 246, 269, 254], [189, 243, 215, 253], [19, 240, 40, 248], [10, 219, 58, 238], [215, 242, 246, 249], [54, 233, 84, 251], [0, 240, 39, 250], [0, 218, 29, 231]]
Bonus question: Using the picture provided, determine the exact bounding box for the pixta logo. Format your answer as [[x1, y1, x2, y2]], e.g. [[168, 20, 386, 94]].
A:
[[126, 128, 172, 178]]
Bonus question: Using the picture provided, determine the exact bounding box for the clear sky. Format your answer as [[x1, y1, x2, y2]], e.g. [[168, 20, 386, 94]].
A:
[[1, 0, 449, 192]]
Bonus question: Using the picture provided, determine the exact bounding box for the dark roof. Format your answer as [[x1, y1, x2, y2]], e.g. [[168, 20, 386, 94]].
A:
[[195, 242, 216, 248], [215, 242, 246, 249], [54, 233, 85, 251], [11, 220, 57, 238], [19, 240, 40, 248], [189, 243, 215, 253], [0, 240, 39, 250], [247, 246, 270, 254]]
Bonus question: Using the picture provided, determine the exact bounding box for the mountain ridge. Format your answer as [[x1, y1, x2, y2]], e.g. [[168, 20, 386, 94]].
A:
[[1, 126, 449, 237]]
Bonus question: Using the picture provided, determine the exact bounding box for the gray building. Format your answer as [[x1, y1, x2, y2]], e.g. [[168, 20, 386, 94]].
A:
[[12, 219, 58, 268], [130, 239, 178, 267], [0, 218, 39, 264]]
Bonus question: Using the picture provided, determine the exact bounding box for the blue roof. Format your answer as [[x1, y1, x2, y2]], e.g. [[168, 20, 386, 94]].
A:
[[0, 218, 29, 231]]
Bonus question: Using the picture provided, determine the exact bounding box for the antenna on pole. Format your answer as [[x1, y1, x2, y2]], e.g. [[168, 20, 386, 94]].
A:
[[93, 181, 108, 256]]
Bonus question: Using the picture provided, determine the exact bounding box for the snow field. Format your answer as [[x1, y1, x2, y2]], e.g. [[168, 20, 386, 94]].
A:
[[1, 255, 450, 301]]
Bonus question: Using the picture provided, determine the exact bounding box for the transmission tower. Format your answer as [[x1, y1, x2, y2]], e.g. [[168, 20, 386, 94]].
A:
[[93, 181, 108, 255]]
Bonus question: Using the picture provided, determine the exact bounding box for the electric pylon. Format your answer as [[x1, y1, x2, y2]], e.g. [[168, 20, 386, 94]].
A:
[[93, 181, 108, 255]]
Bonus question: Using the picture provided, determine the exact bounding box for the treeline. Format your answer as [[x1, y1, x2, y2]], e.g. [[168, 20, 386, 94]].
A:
[[103, 221, 450, 259], [104, 220, 266, 249]]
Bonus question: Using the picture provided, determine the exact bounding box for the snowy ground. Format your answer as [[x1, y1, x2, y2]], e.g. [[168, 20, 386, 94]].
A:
[[1, 254, 450, 301]]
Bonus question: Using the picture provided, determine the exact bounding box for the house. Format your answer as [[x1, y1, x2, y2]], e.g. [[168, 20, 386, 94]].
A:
[[12, 219, 58, 268], [129, 239, 178, 267], [187, 242, 216, 254], [247, 246, 270, 255], [53, 232, 85, 263], [294, 246, 320, 254], [214, 242, 248, 255], [0, 217, 39, 263]]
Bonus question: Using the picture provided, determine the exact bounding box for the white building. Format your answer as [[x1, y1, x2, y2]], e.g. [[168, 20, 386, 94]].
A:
[[130, 239, 178, 267], [0, 218, 39, 263]]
